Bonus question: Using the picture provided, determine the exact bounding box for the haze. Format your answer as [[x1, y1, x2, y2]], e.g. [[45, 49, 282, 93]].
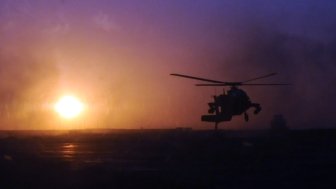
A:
[[1, 0, 336, 130]]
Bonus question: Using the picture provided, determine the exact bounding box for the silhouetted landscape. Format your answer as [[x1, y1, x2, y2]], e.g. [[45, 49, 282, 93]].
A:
[[1, 128, 336, 189], [1, 1, 336, 188]]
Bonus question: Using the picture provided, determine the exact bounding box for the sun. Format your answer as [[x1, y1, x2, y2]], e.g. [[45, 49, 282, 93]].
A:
[[54, 95, 84, 119]]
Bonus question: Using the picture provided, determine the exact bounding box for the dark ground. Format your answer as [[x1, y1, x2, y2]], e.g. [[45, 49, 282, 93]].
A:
[[0, 129, 336, 189]]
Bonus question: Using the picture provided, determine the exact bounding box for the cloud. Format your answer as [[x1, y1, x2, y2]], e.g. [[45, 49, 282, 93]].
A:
[[93, 12, 121, 32], [43, 23, 70, 35], [42, 11, 71, 35], [219, 26, 336, 128], [0, 41, 60, 129]]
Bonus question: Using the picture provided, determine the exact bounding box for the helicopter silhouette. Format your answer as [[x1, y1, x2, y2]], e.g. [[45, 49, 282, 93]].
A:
[[171, 73, 289, 130]]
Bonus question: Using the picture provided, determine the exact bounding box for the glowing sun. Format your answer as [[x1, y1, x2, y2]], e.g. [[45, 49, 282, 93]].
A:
[[54, 95, 84, 119]]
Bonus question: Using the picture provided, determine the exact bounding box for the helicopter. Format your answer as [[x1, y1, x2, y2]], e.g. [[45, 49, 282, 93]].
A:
[[170, 73, 289, 130]]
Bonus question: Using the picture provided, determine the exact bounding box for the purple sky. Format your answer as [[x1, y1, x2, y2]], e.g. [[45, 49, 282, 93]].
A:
[[1, 0, 336, 130]]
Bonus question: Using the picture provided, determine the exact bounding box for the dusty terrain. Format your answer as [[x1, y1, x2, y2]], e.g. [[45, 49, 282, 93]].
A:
[[0, 129, 335, 189]]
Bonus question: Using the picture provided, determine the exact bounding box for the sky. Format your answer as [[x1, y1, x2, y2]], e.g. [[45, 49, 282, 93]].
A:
[[0, 0, 336, 130]]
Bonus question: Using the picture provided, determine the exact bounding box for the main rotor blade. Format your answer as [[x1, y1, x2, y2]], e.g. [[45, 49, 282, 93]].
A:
[[196, 83, 290, 86], [170, 73, 225, 83], [242, 72, 277, 83], [241, 83, 290, 86], [196, 84, 237, 86]]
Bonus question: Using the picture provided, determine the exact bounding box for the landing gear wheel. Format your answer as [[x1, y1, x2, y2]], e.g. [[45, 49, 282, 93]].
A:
[[244, 112, 249, 122], [215, 122, 218, 130]]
